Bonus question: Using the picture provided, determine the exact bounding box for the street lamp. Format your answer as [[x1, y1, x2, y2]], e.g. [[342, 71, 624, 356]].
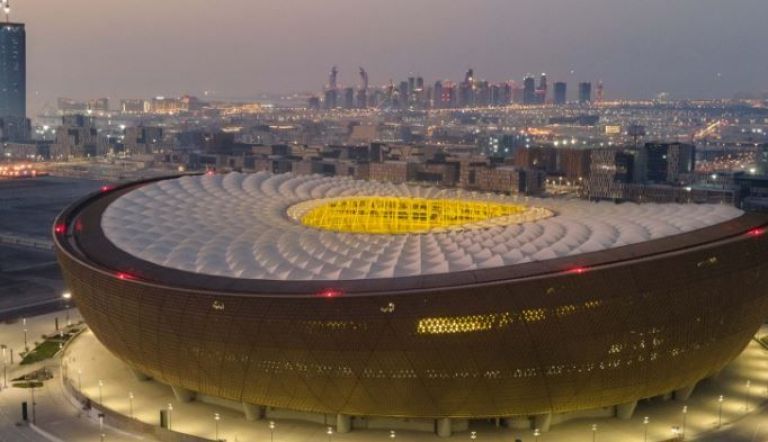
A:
[[98, 379, 103, 404], [214, 413, 220, 441], [470, 430, 477, 440], [269, 420, 275, 442], [746, 380, 751, 412], [30, 384, 37, 424], [534, 428, 541, 442], [389, 430, 396, 439], [718, 395, 724, 428], [128, 392, 134, 418], [1, 346, 6, 388], [23, 327, 28, 353], [62, 291, 72, 326], [643, 416, 650, 442], [592, 423, 598, 442], [681, 405, 687, 440], [167, 403, 173, 431], [326, 426, 333, 442]]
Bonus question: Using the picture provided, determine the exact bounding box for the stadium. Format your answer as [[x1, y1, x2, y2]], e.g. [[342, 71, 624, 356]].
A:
[[53, 172, 768, 435]]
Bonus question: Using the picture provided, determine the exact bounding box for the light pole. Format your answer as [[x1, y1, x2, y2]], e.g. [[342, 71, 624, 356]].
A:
[[718, 395, 724, 428], [534, 428, 540, 442], [326, 425, 333, 442], [167, 403, 173, 431], [128, 392, 134, 418], [2, 346, 6, 388], [269, 420, 275, 442], [681, 405, 687, 440], [389, 429, 396, 439], [643, 416, 650, 442], [214, 413, 220, 441], [62, 291, 72, 326], [592, 423, 597, 442], [30, 384, 36, 424], [98, 379, 103, 404], [746, 380, 751, 412], [470, 430, 477, 440], [22, 317, 27, 352]]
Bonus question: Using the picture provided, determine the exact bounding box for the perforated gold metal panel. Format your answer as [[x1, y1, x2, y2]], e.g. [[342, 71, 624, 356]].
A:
[[56, 226, 768, 418]]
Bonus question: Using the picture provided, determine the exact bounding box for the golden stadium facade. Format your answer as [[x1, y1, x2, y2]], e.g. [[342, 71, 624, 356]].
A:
[[54, 173, 768, 430]]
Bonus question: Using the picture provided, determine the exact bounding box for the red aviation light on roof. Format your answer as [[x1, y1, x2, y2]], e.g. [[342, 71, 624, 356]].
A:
[[116, 272, 135, 281], [747, 227, 766, 238], [54, 223, 66, 235], [100, 185, 114, 192], [318, 288, 344, 298], [566, 266, 590, 275]]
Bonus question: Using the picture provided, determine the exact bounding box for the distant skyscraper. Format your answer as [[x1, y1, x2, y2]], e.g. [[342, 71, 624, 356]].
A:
[[0, 21, 25, 119], [398, 81, 408, 108], [329, 66, 338, 90], [464, 68, 474, 85], [433, 81, 444, 108], [324, 66, 339, 109], [554, 82, 567, 105], [324, 89, 337, 109], [596, 80, 604, 103], [523, 75, 536, 105], [459, 69, 475, 108], [579, 82, 592, 104], [535, 73, 547, 104], [357, 67, 368, 108], [343, 87, 355, 109], [0, 20, 27, 142], [511, 81, 523, 104], [489, 84, 501, 106]]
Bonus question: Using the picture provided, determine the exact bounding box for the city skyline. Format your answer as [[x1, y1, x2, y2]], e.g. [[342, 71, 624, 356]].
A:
[[12, 0, 768, 113]]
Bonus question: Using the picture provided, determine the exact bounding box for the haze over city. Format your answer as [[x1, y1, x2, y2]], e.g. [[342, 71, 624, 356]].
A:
[[15, 0, 768, 112]]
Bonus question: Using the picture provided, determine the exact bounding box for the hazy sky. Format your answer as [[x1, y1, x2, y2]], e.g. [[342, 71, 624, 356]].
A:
[[16, 0, 768, 112]]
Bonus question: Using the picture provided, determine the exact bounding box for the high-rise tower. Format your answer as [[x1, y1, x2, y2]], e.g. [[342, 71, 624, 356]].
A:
[[535, 73, 547, 104], [553, 82, 567, 105], [579, 82, 592, 104], [0, 1, 28, 142], [523, 75, 536, 105], [0, 20, 26, 119]]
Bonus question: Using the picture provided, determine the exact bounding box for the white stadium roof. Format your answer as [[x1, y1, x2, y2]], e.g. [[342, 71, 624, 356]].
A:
[[101, 172, 743, 281]]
